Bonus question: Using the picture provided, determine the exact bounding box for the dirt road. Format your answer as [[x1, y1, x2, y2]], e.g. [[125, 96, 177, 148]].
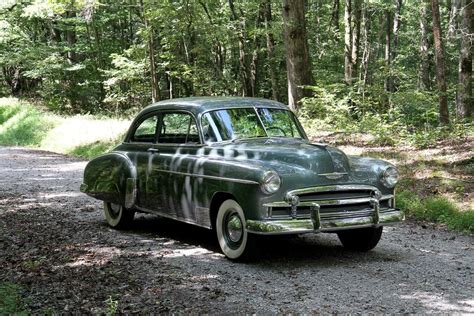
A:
[[0, 146, 472, 313]]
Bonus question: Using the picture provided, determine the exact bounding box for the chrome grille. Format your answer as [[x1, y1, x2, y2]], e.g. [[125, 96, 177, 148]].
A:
[[297, 189, 372, 202], [265, 185, 392, 220]]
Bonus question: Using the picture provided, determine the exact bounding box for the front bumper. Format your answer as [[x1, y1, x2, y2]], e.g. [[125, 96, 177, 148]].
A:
[[246, 207, 404, 235]]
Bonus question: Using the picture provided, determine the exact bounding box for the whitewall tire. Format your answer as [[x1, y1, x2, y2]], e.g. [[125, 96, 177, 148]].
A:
[[103, 201, 135, 229], [216, 199, 253, 260]]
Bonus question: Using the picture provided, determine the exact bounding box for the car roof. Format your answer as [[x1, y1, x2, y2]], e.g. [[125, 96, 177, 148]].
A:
[[139, 96, 289, 117]]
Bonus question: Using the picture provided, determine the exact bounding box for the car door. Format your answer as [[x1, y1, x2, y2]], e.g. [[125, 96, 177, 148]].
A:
[[125, 112, 162, 211], [146, 111, 202, 222]]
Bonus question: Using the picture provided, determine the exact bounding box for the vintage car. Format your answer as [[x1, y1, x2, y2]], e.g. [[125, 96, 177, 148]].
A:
[[80, 97, 403, 259]]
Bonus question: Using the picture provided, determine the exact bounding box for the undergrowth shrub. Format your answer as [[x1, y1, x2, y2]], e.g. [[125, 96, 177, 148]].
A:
[[300, 84, 473, 148], [396, 190, 474, 233]]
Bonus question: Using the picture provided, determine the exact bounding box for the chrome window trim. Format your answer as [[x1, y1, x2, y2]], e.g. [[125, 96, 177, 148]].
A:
[[125, 109, 203, 144]]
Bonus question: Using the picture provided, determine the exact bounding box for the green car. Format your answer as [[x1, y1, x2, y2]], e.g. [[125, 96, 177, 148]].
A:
[[80, 97, 403, 259]]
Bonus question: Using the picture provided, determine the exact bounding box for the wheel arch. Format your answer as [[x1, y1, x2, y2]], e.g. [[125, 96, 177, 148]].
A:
[[209, 191, 238, 230], [81, 152, 137, 208]]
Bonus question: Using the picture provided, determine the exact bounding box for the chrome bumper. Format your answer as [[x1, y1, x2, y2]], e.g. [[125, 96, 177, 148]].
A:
[[246, 208, 404, 235]]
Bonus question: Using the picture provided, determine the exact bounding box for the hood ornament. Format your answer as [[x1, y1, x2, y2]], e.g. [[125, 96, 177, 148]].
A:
[[318, 172, 347, 180]]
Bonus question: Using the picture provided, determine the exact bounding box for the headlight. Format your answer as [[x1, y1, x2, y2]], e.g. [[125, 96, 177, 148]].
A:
[[260, 170, 281, 194], [381, 166, 398, 188]]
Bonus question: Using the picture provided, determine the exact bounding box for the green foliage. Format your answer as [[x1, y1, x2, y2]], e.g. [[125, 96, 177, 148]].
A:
[[300, 85, 473, 148], [105, 296, 119, 316], [0, 98, 127, 158], [0, 100, 57, 146], [0, 282, 27, 315], [396, 190, 474, 233], [69, 137, 122, 159]]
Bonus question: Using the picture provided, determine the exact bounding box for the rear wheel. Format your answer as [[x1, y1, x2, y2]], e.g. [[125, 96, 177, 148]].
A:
[[103, 201, 135, 229], [337, 226, 383, 251], [216, 199, 254, 260]]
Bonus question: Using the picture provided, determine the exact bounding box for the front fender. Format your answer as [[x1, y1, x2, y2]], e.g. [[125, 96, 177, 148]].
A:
[[80, 152, 137, 208]]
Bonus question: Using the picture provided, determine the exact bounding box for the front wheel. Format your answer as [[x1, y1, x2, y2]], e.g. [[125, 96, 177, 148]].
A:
[[337, 226, 383, 251], [216, 199, 254, 260], [103, 202, 135, 229]]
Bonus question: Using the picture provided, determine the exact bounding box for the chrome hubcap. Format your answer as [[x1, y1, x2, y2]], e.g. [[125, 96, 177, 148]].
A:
[[226, 214, 243, 243]]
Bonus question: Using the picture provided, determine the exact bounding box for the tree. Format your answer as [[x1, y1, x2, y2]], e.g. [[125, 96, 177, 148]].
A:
[[344, 0, 352, 84], [264, 0, 279, 101], [282, 0, 314, 109], [351, 0, 362, 79], [140, 0, 160, 103], [330, 0, 340, 33], [392, 0, 402, 61], [431, 0, 450, 124], [419, 1, 431, 91], [384, 8, 393, 93], [456, 0, 472, 118], [447, 0, 461, 40]]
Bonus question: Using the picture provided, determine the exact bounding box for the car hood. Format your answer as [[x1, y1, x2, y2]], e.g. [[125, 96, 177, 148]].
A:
[[208, 138, 350, 175]]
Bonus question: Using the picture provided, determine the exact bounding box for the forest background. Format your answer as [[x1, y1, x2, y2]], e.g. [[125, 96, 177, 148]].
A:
[[0, 0, 472, 231]]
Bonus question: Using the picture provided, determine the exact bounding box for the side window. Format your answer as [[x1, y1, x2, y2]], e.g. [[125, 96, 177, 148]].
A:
[[159, 113, 199, 144], [131, 115, 158, 143]]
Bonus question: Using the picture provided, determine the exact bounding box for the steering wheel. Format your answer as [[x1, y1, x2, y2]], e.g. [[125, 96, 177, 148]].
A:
[[266, 126, 287, 137]]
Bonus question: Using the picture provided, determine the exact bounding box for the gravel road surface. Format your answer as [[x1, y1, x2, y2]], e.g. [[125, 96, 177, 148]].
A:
[[0, 146, 472, 313]]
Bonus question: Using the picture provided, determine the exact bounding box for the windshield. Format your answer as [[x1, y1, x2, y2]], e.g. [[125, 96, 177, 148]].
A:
[[201, 107, 305, 143]]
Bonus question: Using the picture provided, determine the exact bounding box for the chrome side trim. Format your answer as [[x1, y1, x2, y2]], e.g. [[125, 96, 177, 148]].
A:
[[152, 169, 259, 185], [135, 205, 212, 229]]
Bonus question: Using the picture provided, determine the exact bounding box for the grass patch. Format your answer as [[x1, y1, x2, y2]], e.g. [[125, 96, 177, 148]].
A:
[[69, 136, 124, 159], [0, 98, 58, 146], [0, 282, 27, 314], [397, 190, 474, 233], [0, 98, 129, 158]]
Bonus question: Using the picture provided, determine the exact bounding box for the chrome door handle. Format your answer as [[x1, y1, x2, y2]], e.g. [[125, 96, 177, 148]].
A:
[[147, 148, 160, 153]]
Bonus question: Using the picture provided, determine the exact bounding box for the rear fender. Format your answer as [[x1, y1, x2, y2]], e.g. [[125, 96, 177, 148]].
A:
[[80, 152, 137, 208]]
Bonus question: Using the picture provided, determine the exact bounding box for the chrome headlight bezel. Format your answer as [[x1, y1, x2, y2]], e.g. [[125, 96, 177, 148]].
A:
[[381, 166, 399, 188], [260, 170, 281, 194]]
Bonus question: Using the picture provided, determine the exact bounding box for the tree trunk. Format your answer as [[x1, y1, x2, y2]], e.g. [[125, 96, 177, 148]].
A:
[[351, 0, 361, 79], [282, 0, 314, 109], [456, 0, 472, 118], [229, 0, 251, 96], [264, 0, 279, 101], [330, 0, 340, 33], [11, 67, 21, 96], [431, 0, 450, 124], [384, 9, 393, 93], [66, 10, 78, 63], [199, 1, 226, 80], [447, 0, 461, 40], [392, 0, 402, 61], [344, 0, 352, 84], [419, 2, 431, 90], [360, 3, 371, 90], [250, 5, 264, 97], [140, 0, 159, 103]]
